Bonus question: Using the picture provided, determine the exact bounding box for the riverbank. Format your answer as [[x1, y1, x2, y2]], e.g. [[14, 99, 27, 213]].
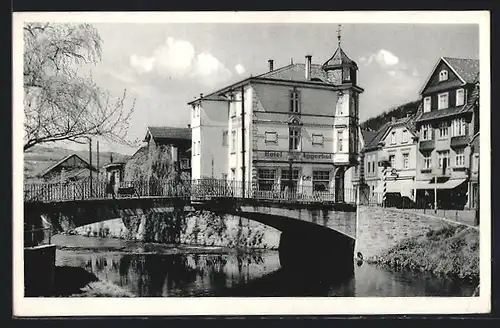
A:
[[368, 224, 479, 283], [52, 265, 134, 297]]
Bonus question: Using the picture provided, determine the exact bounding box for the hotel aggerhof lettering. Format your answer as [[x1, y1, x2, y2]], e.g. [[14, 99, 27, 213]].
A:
[[258, 151, 333, 161]]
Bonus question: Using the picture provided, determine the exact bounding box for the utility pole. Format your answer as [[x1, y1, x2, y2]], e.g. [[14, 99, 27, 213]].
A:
[[88, 137, 93, 198], [241, 85, 246, 198], [288, 157, 293, 200], [96, 140, 100, 182]]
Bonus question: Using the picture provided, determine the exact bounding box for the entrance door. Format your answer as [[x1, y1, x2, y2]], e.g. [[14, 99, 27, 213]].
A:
[[334, 167, 345, 203]]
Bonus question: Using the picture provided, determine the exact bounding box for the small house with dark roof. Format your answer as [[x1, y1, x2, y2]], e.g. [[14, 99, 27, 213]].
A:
[[414, 56, 479, 209], [188, 29, 364, 199], [143, 126, 192, 172], [36, 154, 98, 182]]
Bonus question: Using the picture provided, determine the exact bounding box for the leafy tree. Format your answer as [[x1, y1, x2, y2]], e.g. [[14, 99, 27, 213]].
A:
[[23, 23, 135, 151]]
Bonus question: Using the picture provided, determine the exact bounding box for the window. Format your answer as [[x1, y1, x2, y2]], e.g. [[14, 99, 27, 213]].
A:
[[438, 92, 449, 110], [290, 90, 300, 113], [312, 134, 324, 146], [289, 127, 300, 151], [222, 130, 229, 146], [424, 97, 431, 113], [197, 105, 201, 117], [265, 131, 278, 143], [423, 152, 432, 169], [456, 88, 465, 106], [257, 169, 276, 191], [337, 130, 344, 152], [473, 154, 479, 173], [455, 148, 465, 167], [402, 130, 408, 143], [452, 117, 466, 136], [180, 158, 190, 169], [231, 130, 236, 153], [439, 69, 448, 81], [389, 154, 396, 168], [439, 121, 449, 139], [421, 124, 432, 141], [402, 153, 409, 169], [313, 170, 330, 191], [281, 169, 299, 191], [337, 93, 344, 115], [230, 102, 236, 118], [192, 106, 196, 118], [390, 131, 396, 144], [438, 150, 450, 169], [197, 141, 201, 156]]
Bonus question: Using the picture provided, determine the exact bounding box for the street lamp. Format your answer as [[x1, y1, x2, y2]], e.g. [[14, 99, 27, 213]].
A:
[[81, 136, 93, 198]]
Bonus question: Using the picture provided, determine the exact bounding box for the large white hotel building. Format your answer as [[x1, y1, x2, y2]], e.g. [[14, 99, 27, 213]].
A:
[[188, 39, 363, 200]]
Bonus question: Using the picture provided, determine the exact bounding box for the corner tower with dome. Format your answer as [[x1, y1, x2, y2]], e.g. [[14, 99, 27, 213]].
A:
[[188, 25, 363, 202]]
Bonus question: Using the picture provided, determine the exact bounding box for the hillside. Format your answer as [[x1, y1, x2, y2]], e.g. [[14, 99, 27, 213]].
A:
[[361, 100, 421, 132], [24, 145, 131, 179]]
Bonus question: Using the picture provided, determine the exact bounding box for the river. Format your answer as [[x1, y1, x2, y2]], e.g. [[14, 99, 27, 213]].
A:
[[53, 235, 476, 297]]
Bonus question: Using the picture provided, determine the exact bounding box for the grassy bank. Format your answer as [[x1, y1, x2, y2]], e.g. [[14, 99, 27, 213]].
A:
[[53, 265, 134, 297], [71, 281, 134, 297], [368, 225, 479, 283]]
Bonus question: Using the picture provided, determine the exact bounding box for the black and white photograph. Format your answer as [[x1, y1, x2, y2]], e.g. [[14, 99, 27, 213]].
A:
[[13, 11, 491, 316]]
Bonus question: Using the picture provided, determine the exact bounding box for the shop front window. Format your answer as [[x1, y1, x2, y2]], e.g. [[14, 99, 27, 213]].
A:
[[313, 170, 330, 192], [281, 169, 299, 191], [257, 169, 276, 191]]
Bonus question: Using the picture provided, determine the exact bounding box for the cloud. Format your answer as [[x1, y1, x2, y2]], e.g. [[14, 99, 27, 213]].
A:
[[129, 37, 232, 86], [130, 55, 156, 73], [361, 49, 400, 67], [234, 64, 246, 75]]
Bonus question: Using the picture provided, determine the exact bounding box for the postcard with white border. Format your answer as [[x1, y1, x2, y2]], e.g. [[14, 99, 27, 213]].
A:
[[13, 10, 491, 316]]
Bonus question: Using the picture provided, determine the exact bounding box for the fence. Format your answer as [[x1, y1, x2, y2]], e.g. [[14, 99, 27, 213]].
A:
[[24, 178, 358, 204]]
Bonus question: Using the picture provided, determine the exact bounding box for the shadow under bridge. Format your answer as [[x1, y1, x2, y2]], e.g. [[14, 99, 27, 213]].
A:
[[194, 199, 357, 272]]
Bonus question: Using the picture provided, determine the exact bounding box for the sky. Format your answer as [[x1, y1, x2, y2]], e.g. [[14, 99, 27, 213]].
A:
[[49, 23, 479, 155]]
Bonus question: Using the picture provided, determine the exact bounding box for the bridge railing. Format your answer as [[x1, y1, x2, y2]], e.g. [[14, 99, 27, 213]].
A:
[[24, 178, 358, 204]]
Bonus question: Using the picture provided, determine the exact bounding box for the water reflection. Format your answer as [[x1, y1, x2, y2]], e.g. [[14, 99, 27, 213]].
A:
[[55, 235, 476, 297]]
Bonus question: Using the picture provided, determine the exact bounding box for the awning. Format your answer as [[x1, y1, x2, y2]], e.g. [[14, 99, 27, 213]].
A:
[[374, 180, 414, 198], [414, 178, 466, 190]]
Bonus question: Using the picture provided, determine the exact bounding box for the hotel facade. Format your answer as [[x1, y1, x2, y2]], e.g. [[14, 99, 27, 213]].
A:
[[189, 40, 363, 200]]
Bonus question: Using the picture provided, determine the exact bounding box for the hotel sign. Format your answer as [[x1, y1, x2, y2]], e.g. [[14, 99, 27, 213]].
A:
[[255, 150, 333, 163]]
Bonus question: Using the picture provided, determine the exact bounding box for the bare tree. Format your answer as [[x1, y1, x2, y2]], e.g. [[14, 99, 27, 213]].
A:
[[23, 23, 135, 151]]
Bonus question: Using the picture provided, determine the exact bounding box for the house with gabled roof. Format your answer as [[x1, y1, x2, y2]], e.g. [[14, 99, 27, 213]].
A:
[[143, 126, 192, 172], [413, 56, 479, 209], [187, 34, 364, 200], [356, 113, 419, 203], [36, 154, 98, 182]]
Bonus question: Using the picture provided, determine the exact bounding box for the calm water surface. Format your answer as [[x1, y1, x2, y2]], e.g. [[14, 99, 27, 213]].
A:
[[53, 235, 475, 297]]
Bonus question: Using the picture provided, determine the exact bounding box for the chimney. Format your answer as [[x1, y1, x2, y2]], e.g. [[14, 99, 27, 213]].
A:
[[200, 93, 203, 99], [305, 55, 312, 80], [187, 124, 191, 129], [268, 59, 274, 72]]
